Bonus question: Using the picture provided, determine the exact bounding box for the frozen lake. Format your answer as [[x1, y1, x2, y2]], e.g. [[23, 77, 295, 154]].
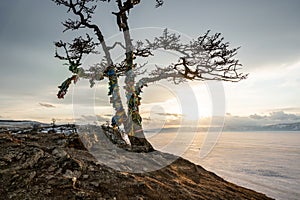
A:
[[147, 131, 300, 200]]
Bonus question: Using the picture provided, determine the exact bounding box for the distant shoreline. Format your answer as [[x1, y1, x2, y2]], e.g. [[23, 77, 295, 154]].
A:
[[1, 119, 300, 132]]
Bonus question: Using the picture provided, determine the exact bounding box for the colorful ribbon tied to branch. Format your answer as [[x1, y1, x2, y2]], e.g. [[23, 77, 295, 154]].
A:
[[108, 68, 117, 95], [128, 93, 142, 126], [57, 75, 78, 99]]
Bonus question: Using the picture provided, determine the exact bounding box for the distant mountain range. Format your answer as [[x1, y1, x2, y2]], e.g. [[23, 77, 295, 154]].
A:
[[0, 119, 41, 124], [261, 122, 300, 131], [146, 122, 300, 133], [223, 122, 300, 131], [0, 120, 50, 133]]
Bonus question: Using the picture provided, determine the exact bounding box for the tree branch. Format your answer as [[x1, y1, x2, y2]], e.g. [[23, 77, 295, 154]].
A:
[[142, 29, 248, 83], [55, 34, 99, 72]]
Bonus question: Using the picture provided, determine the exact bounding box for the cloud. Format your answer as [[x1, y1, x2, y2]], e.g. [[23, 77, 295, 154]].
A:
[[268, 111, 300, 121], [142, 112, 183, 128], [267, 107, 300, 114], [39, 103, 55, 108], [140, 85, 175, 104], [226, 111, 300, 128], [155, 113, 182, 118], [249, 114, 267, 120], [79, 115, 111, 124], [249, 111, 300, 122]]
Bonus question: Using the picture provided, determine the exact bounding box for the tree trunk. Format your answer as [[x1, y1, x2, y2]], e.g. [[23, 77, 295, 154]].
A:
[[129, 123, 154, 152], [114, 1, 154, 152]]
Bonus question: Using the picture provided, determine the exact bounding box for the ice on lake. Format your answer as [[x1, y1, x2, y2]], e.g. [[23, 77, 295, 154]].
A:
[[146, 131, 300, 200]]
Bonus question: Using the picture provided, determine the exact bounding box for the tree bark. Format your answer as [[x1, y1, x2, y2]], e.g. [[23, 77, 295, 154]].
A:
[[116, 0, 153, 151]]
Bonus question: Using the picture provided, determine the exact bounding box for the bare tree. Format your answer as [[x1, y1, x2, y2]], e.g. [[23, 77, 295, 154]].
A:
[[52, 0, 247, 151]]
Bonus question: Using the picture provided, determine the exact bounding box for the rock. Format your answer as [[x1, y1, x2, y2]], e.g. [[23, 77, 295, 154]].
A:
[[52, 148, 68, 158], [28, 171, 36, 182], [90, 181, 99, 187], [0, 128, 274, 200], [63, 169, 73, 178], [66, 135, 88, 150], [82, 174, 89, 179]]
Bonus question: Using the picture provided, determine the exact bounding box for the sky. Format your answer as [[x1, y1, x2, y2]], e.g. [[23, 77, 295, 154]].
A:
[[0, 0, 300, 127]]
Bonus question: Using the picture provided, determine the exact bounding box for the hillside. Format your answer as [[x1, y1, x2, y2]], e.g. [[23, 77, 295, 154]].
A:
[[0, 125, 273, 200]]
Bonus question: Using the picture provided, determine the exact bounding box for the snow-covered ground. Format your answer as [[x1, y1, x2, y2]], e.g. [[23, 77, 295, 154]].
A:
[[0, 120, 75, 135]]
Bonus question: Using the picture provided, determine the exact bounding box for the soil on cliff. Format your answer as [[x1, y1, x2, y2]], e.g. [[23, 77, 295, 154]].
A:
[[0, 125, 273, 200]]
